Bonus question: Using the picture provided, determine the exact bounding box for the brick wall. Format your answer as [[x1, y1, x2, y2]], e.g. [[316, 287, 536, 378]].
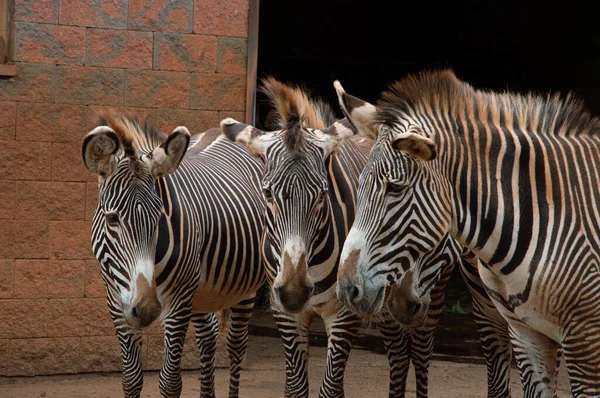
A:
[[0, 0, 249, 376]]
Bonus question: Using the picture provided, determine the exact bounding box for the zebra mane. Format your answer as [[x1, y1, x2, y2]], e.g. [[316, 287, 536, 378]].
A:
[[97, 112, 166, 157], [260, 76, 337, 155], [377, 69, 600, 136]]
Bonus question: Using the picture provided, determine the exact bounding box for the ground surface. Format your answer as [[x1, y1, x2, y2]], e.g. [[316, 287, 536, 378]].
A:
[[0, 335, 572, 398]]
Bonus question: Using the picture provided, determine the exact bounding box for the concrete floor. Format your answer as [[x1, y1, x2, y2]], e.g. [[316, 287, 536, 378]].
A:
[[0, 335, 572, 398]]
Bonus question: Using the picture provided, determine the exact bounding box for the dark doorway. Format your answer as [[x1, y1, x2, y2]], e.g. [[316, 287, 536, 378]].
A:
[[257, 0, 600, 125]]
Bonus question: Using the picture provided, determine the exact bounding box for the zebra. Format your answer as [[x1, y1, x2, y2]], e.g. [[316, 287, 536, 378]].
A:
[[82, 113, 265, 398], [221, 77, 460, 398], [335, 69, 600, 397], [333, 81, 518, 397]]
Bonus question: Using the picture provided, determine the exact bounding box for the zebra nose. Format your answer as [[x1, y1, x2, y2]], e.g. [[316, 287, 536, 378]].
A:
[[131, 306, 139, 320], [130, 300, 161, 328], [412, 302, 422, 317], [349, 283, 363, 304]]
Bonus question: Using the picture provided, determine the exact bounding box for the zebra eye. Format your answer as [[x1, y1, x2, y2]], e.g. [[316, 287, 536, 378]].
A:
[[385, 181, 403, 195], [105, 212, 120, 226]]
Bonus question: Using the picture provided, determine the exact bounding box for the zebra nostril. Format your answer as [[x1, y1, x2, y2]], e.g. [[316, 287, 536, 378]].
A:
[[349, 284, 362, 303], [131, 306, 139, 320], [411, 302, 422, 316]]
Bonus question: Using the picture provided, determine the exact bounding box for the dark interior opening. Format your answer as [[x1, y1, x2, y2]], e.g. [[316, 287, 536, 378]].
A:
[[257, 0, 600, 127]]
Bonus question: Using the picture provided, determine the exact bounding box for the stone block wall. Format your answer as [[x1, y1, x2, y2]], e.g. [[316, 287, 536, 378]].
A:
[[0, 0, 249, 376]]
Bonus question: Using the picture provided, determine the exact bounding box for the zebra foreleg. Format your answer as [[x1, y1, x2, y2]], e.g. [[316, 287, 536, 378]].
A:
[[509, 322, 561, 398], [273, 310, 313, 398], [377, 316, 411, 397], [159, 308, 192, 398], [115, 325, 144, 398], [191, 312, 219, 398], [410, 327, 436, 398], [408, 256, 454, 398], [227, 294, 256, 398], [318, 309, 361, 398], [459, 256, 512, 398]]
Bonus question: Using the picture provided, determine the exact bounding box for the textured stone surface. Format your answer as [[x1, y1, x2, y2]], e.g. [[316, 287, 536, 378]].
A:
[[154, 109, 219, 135], [0, 181, 15, 220], [217, 36, 247, 74], [5, 337, 81, 376], [52, 143, 98, 182], [125, 70, 190, 109], [154, 33, 216, 73], [0, 299, 48, 338], [0, 141, 52, 180], [0, 339, 7, 376], [0, 64, 56, 102], [128, 0, 193, 32], [15, 181, 86, 220], [191, 73, 246, 111], [14, 259, 85, 298], [219, 111, 245, 124], [15, 0, 59, 23], [85, 182, 99, 221], [15, 23, 85, 65], [17, 103, 88, 143], [0, 221, 49, 259], [49, 221, 93, 259], [84, 259, 104, 298], [0, 259, 13, 298], [194, 0, 249, 37], [47, 298, 113, 337], [86, 29, 153, 69], [55, 66, 124, 106], [59, 0, 127, 29], [79, 336, 122, 373], [0, 101, 16, 141]]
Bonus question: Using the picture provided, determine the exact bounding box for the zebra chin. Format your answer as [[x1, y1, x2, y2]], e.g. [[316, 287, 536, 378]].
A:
[[387, 294, 429, 329]]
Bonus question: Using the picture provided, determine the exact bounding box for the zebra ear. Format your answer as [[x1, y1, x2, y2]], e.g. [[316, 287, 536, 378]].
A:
[[143, 126, 191, 177], [82, 126, 120, 178], [220, 118, 272, 156], [318, 118, 356, 154], [334, 81, 379, 140], [392, 132, 437, 161]]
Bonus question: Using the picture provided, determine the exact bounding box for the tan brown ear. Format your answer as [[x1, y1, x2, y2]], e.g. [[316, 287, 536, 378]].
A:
[[82, 126, 120, 178], [334, 80, 379, 139], [220, 118, 272, 156], [392, 132, 437, 161], [142, 126, 190, 177]]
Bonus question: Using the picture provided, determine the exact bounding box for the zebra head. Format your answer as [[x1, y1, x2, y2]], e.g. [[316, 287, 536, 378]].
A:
[[82, 114, 190, 328], [334, 81, 453, 325], [221, 79, 354, 314]]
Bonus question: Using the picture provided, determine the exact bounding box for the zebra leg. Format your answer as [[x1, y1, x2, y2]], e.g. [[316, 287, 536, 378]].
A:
[[159, 309, 192, 398], [377, 316, 411, 397], [191, 312, 219, 398], [318, 308, 362, 398], [227, 294, 256, 398], [409, 254, 454, 398], [273, 310, 313, 398], [562, 318, 600, 398], [116, 326, 144, 398], [509, 322, 561, 398], [459, 255, 512, 398]]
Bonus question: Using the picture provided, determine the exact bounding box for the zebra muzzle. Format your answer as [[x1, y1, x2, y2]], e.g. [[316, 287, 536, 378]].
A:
[[128, 274, 161, 328]]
